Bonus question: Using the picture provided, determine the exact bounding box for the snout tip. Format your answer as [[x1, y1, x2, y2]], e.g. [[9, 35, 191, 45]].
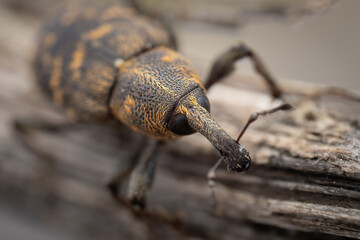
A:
[[229, 154, 251, 172], [230, 160, 251, 173], [243, 157, 251, 170], [243, 154, 251, 170]]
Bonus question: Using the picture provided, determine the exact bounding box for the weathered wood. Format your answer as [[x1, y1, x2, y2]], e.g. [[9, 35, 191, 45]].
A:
[[0, 0, 359, 239]]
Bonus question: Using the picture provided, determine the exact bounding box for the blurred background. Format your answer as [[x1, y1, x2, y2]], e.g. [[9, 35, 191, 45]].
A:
[[0, 0, 359, 239]]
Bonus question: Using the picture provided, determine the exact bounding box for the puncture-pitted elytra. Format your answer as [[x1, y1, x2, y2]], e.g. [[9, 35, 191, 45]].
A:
[[34, 0, 291, 209]]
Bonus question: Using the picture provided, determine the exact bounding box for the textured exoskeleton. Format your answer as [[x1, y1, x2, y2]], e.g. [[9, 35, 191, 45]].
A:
[[33, 1, 288, 209]]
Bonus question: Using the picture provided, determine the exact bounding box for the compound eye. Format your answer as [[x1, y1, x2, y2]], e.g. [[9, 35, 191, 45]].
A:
[[197, 95, 210, 112], [168, 114, 195, 136]]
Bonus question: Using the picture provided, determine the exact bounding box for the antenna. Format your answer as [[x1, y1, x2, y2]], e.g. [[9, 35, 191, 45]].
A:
[[236, 103, 292, 143]]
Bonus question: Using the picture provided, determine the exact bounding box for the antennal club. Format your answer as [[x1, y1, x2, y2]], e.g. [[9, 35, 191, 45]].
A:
[[236, 103, 292, 143]]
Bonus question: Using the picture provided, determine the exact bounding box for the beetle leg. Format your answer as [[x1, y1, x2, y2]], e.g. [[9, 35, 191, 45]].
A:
[[110, 139, 185, 228], [126, 139, 163, 210], [107, 136, 147, 198], [204, 42, 282, 100]]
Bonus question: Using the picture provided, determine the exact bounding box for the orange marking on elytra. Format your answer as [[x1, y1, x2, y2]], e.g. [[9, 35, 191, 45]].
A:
[[50, 57, 64, 106], [43, 32, 57, 48], [69, 42, 85, 80], [87, 24, 113, 40], [101, 6, 134, 21]]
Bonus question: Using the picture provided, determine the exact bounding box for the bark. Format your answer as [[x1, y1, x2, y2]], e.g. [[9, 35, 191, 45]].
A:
[[0, 0, 359, 240]]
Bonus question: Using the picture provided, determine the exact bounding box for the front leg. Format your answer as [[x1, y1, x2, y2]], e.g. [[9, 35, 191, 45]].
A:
[[127, 139, 163, 210], [110, 138, 183, 226], [107, 136, 148, 199], [108, 137, 162, 209], [205, 42, 282, 99]]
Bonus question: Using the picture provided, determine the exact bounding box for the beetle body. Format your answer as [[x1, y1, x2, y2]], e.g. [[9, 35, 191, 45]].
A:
[[35, 2, 214, 141], [35, 1, 259, 209]]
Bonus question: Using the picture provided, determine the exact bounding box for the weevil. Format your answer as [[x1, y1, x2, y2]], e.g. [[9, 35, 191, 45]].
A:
[[27, 1, 292, 210]]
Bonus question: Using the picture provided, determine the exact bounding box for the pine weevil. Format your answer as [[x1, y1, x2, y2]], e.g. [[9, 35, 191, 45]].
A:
[[16, 1, 292, 212]]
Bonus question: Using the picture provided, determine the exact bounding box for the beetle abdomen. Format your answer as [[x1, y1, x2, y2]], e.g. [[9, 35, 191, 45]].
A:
[[35, 2, 172, 121]]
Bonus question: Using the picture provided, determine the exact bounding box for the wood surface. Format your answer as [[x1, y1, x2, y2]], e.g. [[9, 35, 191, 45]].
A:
[[0, 0, 359, 239]]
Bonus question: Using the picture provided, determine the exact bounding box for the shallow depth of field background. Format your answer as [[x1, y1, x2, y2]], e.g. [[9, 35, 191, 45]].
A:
[[0, 0, 359, 239]]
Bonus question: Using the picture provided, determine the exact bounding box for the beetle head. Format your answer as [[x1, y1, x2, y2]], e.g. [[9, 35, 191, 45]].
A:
[[169, 88, 251, 172], [168, 88, 210, 136]]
